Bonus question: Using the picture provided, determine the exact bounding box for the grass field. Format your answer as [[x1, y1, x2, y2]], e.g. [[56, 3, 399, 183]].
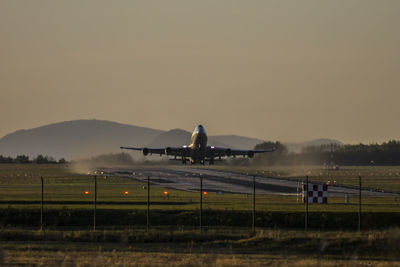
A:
[[0, 163, 400, 265], [1, 228, 400, 266], [0, 164, 399, 213], [0, 164, 400, 229]]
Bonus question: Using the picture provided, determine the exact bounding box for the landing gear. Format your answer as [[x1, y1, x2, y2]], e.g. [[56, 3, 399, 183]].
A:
[[188, 158, 206, 165], [209, 158, 214, 165]]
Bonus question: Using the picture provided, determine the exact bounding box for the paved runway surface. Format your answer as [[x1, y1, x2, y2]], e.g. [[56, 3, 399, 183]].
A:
[[102, 166, 396, 197]]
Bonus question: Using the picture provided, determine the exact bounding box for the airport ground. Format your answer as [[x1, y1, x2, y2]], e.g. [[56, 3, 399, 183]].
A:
[[1, 228, 400, 266], [0, 163, 399, 266]]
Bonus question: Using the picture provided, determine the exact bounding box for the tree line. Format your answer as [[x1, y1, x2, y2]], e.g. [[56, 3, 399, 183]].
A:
[[0, 154, 67, 164], [252, 140, 400, 166], [2, 140, 400, 166]]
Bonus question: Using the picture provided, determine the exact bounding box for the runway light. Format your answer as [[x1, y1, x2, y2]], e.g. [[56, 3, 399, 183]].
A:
[[164, 191, 169, 195], [124, 191, 129, 195], [84, 191, 89, 195], [203, 191, 208, 195]]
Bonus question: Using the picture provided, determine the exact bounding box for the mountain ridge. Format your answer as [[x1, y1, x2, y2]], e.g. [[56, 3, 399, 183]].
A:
[[0, 119, 343, 159], [0, 120, 164, 160]]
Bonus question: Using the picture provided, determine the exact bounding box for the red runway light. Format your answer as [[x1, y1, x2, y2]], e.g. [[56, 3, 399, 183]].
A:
[[84, 191, 89, 195], [124, 191, 129, 195]]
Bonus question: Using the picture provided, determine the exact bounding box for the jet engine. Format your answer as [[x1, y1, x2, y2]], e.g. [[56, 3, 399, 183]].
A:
[[248, 151, 254, 158], [225, 149, 232, 157], [165, 147, 172, 155], [143, 148, 149, 156]]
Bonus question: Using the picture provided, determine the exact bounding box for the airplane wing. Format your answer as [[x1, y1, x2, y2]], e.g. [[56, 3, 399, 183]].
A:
[[120, 145, 274, 159], [230, 148, 275, 157], [120, 146, 191, 157], [120, 146, 165, 156], [207, 146, 274, 158]]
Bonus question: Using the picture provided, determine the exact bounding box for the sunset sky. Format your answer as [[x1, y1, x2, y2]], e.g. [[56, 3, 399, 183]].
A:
[[1, 1, 399, 143]]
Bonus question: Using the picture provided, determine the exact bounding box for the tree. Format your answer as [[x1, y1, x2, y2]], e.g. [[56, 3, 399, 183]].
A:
[[0, 155, 14, 163], [34, 154, 47, 164], [253, 141, 288, 165], [15, 155, 30, 164], [33, 155, 57, 164]]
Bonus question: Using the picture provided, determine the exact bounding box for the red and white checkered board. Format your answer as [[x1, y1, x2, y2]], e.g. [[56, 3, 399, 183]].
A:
[[302, 183, 328, 204]]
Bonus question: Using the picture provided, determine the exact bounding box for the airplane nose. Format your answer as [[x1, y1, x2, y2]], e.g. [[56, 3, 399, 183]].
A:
[[198, 125, 205, 133], [194, 125, 207, 136]]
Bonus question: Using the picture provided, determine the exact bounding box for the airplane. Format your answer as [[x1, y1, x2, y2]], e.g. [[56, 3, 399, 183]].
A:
[[120, 125, 274, 165]]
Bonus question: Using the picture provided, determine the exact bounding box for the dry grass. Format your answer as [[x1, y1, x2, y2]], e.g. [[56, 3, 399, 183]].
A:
[[3, 250, 400, 266], [4, 252, 400, 267], [1, 228, 400, 266]]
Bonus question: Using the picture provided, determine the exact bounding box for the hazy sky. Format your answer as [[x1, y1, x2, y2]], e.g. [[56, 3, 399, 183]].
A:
[[1, 1, 399, 143]]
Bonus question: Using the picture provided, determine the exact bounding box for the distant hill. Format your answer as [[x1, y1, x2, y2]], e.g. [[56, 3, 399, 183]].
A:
[[0, 120, 163, 160], [148, 129, 192, 147], [0, 120, 266, 160], [284, 138, 344, 153]]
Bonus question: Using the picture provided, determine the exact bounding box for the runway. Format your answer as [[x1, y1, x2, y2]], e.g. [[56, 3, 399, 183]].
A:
[[102, 166, 397, 197]]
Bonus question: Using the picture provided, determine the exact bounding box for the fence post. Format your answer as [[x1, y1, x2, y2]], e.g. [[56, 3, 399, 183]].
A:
[[200, 174, 203, 232], [305, 175, 309, 232], [147, 176, 150, 232], [252, 175, 256, 232], [358, 175, 362, 232], [94, 175, 97, 231], [40, 177, 44, 231]]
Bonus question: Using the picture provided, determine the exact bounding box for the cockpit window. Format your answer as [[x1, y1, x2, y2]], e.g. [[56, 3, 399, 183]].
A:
[[194, 125, 206, 135]]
